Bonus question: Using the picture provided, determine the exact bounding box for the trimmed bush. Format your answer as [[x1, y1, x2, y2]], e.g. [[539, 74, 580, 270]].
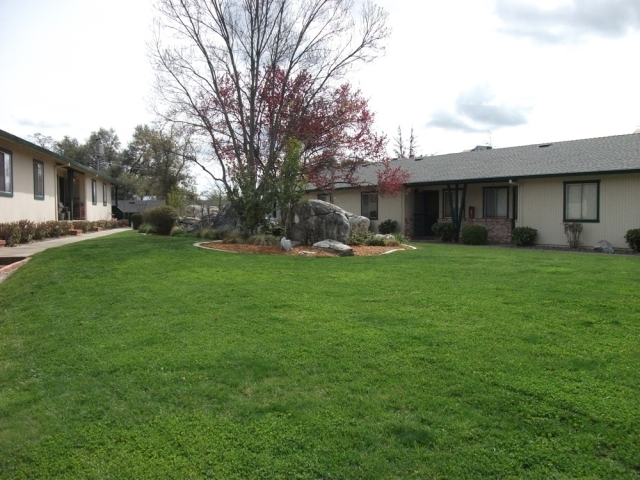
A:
[[0, 222, 22, 247], [117, 219, 130, 228], [431, 222, 457, 242], [461, 225, 488, 245], [143, 205, 178, 235], [131, 213, 143, 230], [34, 222, 49, 241], [624, 229, 640, 252], [378, 219, 398, 234], [72, 221, 91, 233], [393, 233, 406, 244], [511, 227, 537, 247], [18, 220, 36, 244]]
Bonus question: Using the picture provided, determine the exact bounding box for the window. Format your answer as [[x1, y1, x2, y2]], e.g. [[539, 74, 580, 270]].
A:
[[0, 149, 12, 196], [33, 160, 44, 200], [361, 192, 378, 220], [317, 193, 332, 203], [443, 189, 465, 218], [484, 187, 509, 218], [91, 179, 97, 205], [102, 183, 108, 206], [564, 181, 599, 222]]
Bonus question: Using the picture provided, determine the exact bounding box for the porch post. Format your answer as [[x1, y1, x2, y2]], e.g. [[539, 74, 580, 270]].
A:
[[68, 169, 74, 220]]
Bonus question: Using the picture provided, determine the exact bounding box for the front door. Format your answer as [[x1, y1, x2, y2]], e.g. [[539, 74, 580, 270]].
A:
[[413, 190, 440, 237], [424, 190, 439, 236]]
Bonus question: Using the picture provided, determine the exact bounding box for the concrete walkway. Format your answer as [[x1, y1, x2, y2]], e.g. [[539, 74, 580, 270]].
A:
[[0, 228, 131, 258]]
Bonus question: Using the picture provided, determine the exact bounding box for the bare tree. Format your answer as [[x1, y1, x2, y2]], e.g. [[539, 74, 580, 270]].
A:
[[392, 125, 405, 158], [408, 126, 419, 157], [151, 0, 392, 232]]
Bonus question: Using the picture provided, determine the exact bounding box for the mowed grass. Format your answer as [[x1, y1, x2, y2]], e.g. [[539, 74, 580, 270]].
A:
[[0, 232, 639, 479]]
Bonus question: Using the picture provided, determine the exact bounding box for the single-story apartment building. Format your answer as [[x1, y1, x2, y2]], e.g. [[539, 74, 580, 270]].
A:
[[307, 133, 640, 249], [1, 129, 116, 223]]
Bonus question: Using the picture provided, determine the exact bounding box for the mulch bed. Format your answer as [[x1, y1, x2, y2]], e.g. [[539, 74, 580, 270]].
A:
[[199, 242, 413, 257]]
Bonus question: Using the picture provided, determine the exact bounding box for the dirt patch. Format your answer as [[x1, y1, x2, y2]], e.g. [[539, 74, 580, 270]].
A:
[[198, 242, 413, 257]]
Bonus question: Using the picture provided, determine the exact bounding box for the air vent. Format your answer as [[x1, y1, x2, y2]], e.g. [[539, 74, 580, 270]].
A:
[[539, 143, 553, 148]]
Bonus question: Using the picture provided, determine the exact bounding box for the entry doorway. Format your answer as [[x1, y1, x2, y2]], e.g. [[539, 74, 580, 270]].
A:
[[413, 190, 439, 237]]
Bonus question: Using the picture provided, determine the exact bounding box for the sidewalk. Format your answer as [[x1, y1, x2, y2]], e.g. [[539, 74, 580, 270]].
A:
[[0, 228, 131, 258]]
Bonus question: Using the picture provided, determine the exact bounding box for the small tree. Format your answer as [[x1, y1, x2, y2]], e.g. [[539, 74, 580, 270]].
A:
[[278, 139, 307, 239]]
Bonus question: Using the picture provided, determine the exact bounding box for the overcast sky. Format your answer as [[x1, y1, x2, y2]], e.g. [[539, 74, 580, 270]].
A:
[[1, 0, 639, 181]]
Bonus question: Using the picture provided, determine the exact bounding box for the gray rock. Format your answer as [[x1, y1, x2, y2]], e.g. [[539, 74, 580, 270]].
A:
[[312, 239, 354, 257], [212, 203, 240, 233], [291, 200, 351, 245], [346, 214, 370, 237], [594, 240, 614, 254], [280, 237, 292, 251]]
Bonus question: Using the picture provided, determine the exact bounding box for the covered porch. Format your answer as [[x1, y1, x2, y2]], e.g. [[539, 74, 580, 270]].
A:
[[57, 168, 87, 221]]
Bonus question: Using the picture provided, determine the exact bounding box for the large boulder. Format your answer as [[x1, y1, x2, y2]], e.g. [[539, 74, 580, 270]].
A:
[[212, 203, 240, 233], [346, 213, 370, 237], [291, 200, 352, 245], [594, 240, 614, 254], [312, 240, 354, 257]]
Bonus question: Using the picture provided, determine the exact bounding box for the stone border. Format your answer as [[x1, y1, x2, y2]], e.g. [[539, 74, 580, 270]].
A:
[[0, 257, 30, 284], [194, 241, 416, 256]]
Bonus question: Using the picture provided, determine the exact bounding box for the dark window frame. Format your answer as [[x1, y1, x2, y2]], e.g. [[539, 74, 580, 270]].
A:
[[513, 186, 518, 221], [33, 159, 45, 200], [317, 193, 333, 203], [0, 148, 13, 197], [483, 186, 509, 219], [563, 180, 600, 223], [102, 183, 108, 206], [361, 192, 378, 220], [91, 179, 97, 205]]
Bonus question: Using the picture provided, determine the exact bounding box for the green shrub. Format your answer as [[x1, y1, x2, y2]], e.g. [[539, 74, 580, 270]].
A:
[[138, 223, 156, 234], [0, 222, 21, 246], [511, 227, 537, 246], [18, 220, 36, 243], [222, 229, 247, 244], [366, 235, 386, 246], [117, 219, 130, 228], [72, 221, 91, 233], [384, 238, 400, 247], [43, 221, 67, 238], [393, 233, 406, 244], [461, 225, 488, 245], [624, 228, 640, 252], [378, 219, 399, 234], [431, 222, 457, 242], [170, 226, 186, 237], [248, 234, 280, 246], [131, 213, 143, 230], [143, 205, 178, 235], [349, 229, 374, 246], [34, 222, 49, 240], [564, 223, 583, 249]]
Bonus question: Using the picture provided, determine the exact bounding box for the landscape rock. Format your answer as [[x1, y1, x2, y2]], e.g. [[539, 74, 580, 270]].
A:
[[346, 214, 370, 237], [312, 239, 354, 257], [594, 240, 614, 254], [212, 203, 240, 233], [280, 237, 292, 251], [291, 200, 351, 245]]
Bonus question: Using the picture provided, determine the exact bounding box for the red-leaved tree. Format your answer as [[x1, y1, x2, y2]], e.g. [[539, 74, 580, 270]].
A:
[[152, 0, 407, 232]]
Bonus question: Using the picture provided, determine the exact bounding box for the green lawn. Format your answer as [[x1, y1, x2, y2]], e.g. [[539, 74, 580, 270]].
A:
[[1, 232, 639, 479]]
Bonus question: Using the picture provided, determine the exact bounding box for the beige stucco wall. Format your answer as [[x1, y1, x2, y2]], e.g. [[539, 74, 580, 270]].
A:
[[0, 143, 58, 222], [517, 173, 640, 248], [0, 138, 113, 223]]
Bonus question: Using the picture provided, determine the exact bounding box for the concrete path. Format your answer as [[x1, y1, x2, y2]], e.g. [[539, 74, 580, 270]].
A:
[[0, 228, 131, 258]]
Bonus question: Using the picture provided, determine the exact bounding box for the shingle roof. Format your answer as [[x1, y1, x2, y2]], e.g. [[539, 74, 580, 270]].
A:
[[342, 133, 640, 188], [0, 128, 118, 184]]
